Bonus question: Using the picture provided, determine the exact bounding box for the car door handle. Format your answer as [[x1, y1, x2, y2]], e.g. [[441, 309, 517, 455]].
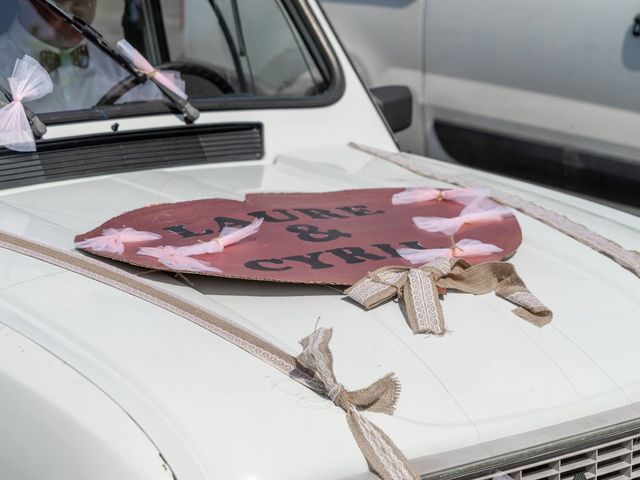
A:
[[633, 14, 640, 36]]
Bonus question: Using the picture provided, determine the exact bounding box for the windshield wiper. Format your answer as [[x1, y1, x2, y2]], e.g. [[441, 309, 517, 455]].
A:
[[208, 0, 248, 93], [35, 0, 200, 123], [0, 84, 47, 139]]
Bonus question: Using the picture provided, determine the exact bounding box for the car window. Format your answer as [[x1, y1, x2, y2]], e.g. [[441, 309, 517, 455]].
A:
[[0, 0, 330, 117], [159, 0, 326, 97], [0, 0, 135, 113]]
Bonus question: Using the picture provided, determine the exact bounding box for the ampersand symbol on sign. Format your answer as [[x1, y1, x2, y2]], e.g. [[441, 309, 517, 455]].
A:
[[286, 224, 352, 242]]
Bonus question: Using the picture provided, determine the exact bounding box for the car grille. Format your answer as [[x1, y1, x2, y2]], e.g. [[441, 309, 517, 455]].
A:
[[475, 433, 640, 480], [0, 123, 263, 190]]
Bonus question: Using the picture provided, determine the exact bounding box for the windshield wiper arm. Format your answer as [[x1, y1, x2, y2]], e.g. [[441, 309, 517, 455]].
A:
[[0, 84, 47, 139], [208, 0, 248, 93], [35, 0, 200, 123]]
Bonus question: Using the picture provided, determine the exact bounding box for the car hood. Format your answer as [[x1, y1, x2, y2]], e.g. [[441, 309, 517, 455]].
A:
[[1, 145, 639, 480]]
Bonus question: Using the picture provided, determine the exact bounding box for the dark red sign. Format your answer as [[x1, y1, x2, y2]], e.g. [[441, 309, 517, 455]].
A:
[[74, 188, 522, 285]]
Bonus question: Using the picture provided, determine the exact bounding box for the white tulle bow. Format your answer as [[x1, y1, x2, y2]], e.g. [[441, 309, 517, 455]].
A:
[[397, 238, 503, 264], [137, 245, 224, 273], [137, 217, 263, 273], [413, 196, 513, 236], [0, 55, 53, 152], [392, 187, 489, 205], [75, 227, 162, 255], [116, 39, 187, 100]]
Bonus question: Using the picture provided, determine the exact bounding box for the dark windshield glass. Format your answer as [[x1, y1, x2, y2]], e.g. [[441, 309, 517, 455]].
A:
[[0, 0, 137, 113], [0, 0, 330, 115], [155, 0, 326, 97]]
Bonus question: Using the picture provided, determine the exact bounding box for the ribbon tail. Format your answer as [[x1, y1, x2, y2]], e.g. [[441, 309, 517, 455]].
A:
[[347, 372, 401, 414], [345, 270, 405, 309], [403, 269, 445, 335], [441, 260, 553, 327], [217, 217, 263, 247], [391, 188, 437, 205], [504, 291, 553, 327], [345, 407, 419, 480]]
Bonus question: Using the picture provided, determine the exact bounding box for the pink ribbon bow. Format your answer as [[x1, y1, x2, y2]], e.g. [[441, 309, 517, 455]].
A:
[[392, 187, 489, 205], [116, 39, 187, 101], [397, 238, 503, 264], [0, 55, 53, 152], [136, 245, 224, 273], [413, 196, 513, 236], [75, 227, 162, 255], [137, 218, 263, 273]]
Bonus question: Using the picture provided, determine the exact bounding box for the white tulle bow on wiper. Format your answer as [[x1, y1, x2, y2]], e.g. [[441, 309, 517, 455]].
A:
[[116, 39, 187, 101], [0, 55, 52, 152], [137, 218, 263, 273], [413, 196, 514, 236]]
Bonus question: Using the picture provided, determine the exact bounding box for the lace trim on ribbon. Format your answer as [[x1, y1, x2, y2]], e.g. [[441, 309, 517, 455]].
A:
[[346, 257, 552, 335]]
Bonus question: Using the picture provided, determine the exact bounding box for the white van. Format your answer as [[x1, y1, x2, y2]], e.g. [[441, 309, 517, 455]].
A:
[[321, 0, 640, 209]]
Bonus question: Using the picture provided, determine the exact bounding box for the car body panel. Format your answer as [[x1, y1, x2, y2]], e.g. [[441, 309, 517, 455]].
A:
[[321, 0, 640, 178], [1, 145, 639, 479], [0, 320, 175, 480]]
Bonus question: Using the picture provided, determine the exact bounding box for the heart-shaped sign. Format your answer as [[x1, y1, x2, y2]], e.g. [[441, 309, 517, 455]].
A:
[[74, 188, 522, 285]]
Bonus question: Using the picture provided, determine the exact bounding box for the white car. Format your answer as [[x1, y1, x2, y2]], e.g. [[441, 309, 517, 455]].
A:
[[321, 0, 640, 209], [1, 1, 639, 479]]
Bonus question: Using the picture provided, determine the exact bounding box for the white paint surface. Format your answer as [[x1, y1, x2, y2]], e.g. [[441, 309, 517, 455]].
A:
[[1, 145, 639, 479]]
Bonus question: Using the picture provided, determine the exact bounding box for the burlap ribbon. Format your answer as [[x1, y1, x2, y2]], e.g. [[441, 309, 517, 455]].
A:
[[345, 257, 552, 335], [297, 328, 419, 480], [0, 230, 419, 480]]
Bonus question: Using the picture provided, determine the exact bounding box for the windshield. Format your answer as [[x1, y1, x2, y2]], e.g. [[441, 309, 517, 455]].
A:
[[0, 0, 330, 115]]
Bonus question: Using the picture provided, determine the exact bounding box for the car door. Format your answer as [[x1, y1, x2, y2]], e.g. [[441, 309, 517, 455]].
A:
[[322, 0, 640, 208], [424, 0, 640, 207], [321, 0, 427, 153]]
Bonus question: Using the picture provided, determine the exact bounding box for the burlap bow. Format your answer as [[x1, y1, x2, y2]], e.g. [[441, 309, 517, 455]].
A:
[[345, 257, 552, 335], [297, 328, 419, 480]]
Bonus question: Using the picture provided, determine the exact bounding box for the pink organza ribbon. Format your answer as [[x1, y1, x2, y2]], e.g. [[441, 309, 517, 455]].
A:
[[116, 39, 187, 100], [137, 218, 263, 273], [0, 56, 53, 152], [392, 187, 489, 205], [397, 238, 503, 264], [75, 227, 162, 255], [413, 196, 513, 236]]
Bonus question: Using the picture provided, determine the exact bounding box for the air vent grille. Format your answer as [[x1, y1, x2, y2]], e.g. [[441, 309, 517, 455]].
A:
[[631, 438, 640, 479], [522, 462, 558, 480], [475, 433, 640, 480], [0, 123, 262, 190]]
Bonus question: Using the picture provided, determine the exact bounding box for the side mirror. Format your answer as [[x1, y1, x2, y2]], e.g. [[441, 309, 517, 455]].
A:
[[370, 85, 412, 133]]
